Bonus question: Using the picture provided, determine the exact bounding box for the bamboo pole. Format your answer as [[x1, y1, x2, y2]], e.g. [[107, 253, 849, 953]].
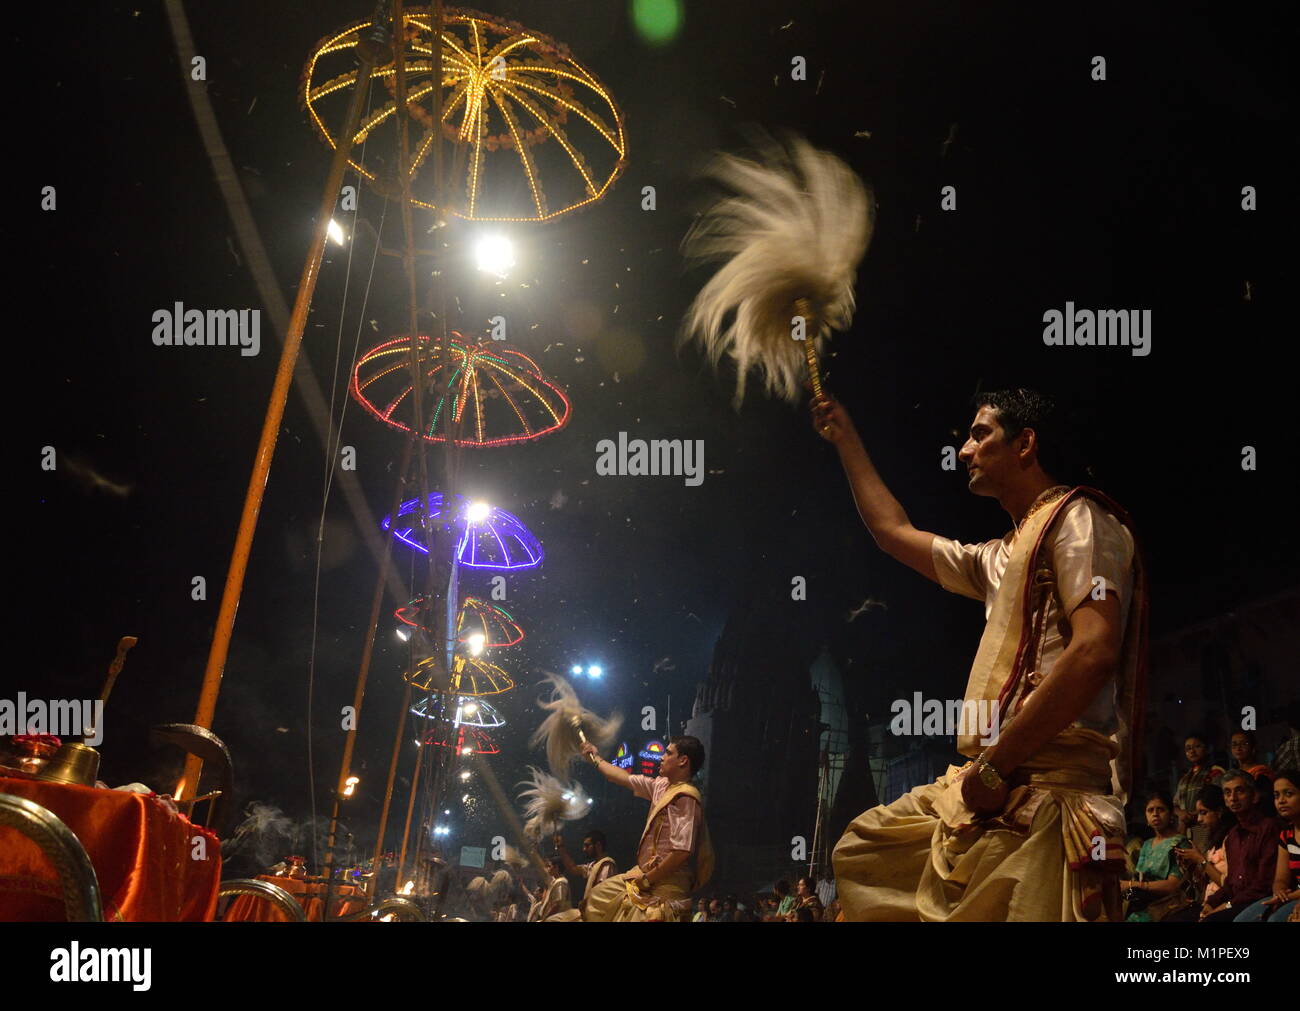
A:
[[373, 683, 413, 870], [395, 736, 423, 884], [177, 41, 380, 801], [321, 436, 415, 912]]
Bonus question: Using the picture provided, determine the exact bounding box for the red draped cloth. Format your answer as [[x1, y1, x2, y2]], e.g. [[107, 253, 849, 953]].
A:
[[224, 876, 367, 921], [0, 776, 221, 922]]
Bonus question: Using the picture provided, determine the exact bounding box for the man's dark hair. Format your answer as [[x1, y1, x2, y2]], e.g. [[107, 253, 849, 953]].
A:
[[971, 388, 1072, 481], [1220, 769, 1256, 793], [670, 735, 706, 776], [584, 829, 607, 849]]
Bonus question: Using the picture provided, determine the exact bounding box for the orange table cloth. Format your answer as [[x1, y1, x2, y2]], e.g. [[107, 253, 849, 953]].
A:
[[0, 776, 221, 922], [224, 875, 367, 922]]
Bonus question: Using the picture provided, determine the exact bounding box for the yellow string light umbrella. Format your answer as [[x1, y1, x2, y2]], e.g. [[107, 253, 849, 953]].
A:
[[302, 6, 627, 222], [404, 653, 515, 694]]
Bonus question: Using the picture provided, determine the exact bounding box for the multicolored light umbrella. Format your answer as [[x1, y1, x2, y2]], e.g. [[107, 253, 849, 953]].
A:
[[396, 596, 524, 648], [382, 492, 543, 569], [302, 7, 627, 222], [352, 333, 571, 448]]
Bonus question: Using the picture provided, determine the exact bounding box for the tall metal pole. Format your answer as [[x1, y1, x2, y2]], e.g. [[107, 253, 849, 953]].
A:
[[177, 43, 380, 801], [391, 0, 462, 877]]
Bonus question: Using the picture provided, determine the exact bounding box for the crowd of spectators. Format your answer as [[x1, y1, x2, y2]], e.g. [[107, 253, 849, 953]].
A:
[[689, 871, 841, 922], [1124, 719, 1299, 923]]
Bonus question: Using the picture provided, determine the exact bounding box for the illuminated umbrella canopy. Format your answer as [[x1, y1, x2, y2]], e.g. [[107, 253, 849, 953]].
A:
[[352, 333, 570, 447], [302, 7, 627, 222], [397, 595, 524, 649], [424, 724, 499, 755], [410, 693, 506, 728], [382, 493, 543, 569], [456, 596, 523, 648], [406, 653, 514, 695]]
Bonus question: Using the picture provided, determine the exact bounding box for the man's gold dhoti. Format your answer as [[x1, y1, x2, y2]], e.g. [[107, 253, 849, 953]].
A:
[[834, 731, 1127, 921], [583, 867, 693, 922]]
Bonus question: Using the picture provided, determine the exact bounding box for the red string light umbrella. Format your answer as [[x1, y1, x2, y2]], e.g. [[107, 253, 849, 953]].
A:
[[423, 724, 500, 756], [352, 332, 571, 447]]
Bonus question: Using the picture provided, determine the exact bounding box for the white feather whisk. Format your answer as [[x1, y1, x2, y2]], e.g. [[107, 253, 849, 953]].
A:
[[501, 844, 529, 870], [517, 767, 592, 841], [487, 868, 513, 906], [466, 876, 488, 911], [529, 671, 622, 776], [680, 131, 874, 407]]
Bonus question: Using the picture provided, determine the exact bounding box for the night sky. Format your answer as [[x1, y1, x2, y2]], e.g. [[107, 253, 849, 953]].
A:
[[21, 1, 1296, 867]]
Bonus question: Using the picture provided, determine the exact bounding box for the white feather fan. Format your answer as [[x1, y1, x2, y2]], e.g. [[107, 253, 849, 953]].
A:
[[517, 766, 592, 840], [680, 131, 873, 407], [529, 671, 622, 776]]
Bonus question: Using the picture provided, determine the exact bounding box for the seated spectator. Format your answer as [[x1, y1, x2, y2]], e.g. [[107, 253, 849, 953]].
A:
[[774, 879, 795, 920], [816, 869, 836, 909], [1231, 770, 1299, 922], [1121, 790, 1189, 921], [708, 898, 723, 921], [692, 898, 708, 922], [788, 876, 824, 922], [1273, 704, 1300, 772], [1200, 771, 1282, 922], [1230, 728, 1275, 816], [1167, 787, 1234, 921], [824, 898, 842, 922], [1174, 733, 1225, 835]]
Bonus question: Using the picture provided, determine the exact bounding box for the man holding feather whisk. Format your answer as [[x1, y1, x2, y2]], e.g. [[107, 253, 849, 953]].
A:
[[679, 132, 1145, 921], [580, 737, 714, 922]]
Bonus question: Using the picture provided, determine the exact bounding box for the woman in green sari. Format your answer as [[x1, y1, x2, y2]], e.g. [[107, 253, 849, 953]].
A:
[[1122, 790, 1189, 922]]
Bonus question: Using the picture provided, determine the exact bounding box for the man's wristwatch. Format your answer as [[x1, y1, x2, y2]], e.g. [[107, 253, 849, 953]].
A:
[[975, 752, 1005, 790]]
